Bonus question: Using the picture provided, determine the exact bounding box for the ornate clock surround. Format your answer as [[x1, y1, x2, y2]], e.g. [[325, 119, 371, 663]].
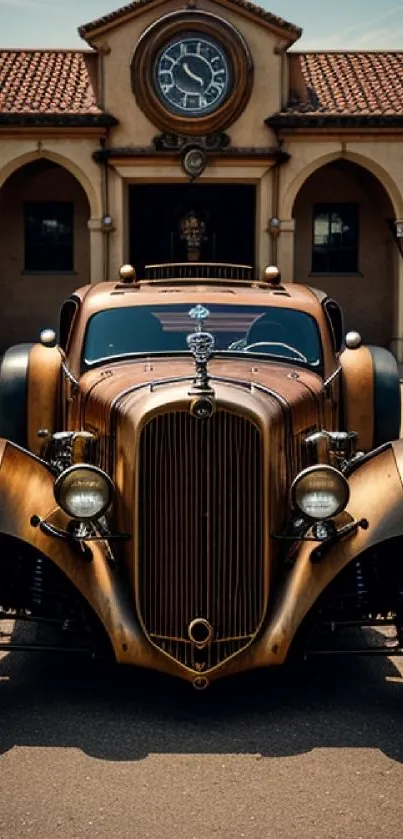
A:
[[131, 10, 254, 136]]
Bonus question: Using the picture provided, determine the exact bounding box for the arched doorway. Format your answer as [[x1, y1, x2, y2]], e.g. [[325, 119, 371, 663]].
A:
[[129, 183, 256, 273], [0, 158, 91, 353], [292, 159, 396, 347]]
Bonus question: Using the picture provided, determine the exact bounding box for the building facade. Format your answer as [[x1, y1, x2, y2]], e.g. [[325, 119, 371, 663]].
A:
[[1, 0, 403, 356]]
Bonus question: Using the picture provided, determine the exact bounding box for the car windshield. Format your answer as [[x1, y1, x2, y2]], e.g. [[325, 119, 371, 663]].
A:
[[83, 304, 323, 370]]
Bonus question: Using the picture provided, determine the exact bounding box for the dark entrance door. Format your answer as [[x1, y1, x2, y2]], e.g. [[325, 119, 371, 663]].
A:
[[129, 184, 256, 275]]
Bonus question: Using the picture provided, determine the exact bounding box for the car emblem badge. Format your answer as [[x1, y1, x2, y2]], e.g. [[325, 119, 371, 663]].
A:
[[187, 304, 215, 396]]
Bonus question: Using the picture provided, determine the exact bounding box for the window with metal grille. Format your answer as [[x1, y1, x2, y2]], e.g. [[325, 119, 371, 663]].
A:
[[312, 203, 358, 273], [24, 201, 74, 272]]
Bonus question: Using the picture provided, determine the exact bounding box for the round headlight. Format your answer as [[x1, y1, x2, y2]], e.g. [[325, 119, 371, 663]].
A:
[[54, 465, 113, 520], [291, 465, 349, 520]]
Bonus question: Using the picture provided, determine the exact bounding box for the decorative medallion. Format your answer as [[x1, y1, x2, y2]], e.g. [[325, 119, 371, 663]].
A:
[[181, 146, 207, 179], [179, 210, 207, 261], [153, 130, 230, 152], [131, 10, 253, 136]]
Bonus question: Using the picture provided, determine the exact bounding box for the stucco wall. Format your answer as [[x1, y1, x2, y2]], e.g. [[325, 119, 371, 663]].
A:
[[279, 141, 403, 222], [92, 0, 281, 148], [0, 138, 102, 219], [293, 161, 395, 346], [0, 4, 403, 351], [0, 161, 90, 351]]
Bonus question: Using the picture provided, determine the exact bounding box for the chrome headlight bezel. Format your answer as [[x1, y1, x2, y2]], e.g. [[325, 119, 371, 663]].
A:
[[291, 464, 350, 521], [54, 464, 114, 521]]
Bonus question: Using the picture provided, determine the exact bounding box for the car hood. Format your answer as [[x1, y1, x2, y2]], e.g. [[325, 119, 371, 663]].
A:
[[77, 354, 324, 436]]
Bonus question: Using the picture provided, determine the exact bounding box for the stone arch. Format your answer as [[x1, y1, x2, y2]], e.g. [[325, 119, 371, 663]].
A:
[[281, 150, 403, 222], [0, 149, 101, 219], [0, 154, 95, 352], [290, 155, 398, 349]]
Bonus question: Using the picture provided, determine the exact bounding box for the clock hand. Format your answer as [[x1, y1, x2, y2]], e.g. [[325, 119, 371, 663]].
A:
[[183, 62, 204, 85]]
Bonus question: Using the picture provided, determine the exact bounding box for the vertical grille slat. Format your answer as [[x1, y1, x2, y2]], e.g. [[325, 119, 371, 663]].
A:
[[138, 409, 265, 670]]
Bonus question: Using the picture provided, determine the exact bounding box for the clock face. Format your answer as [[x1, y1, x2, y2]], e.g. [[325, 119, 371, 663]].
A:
[[154, 34, 231, 117]]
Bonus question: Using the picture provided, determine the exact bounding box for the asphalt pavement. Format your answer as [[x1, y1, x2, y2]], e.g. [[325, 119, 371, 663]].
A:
[[0, 621, 403, 839], [1, 384, 403, 838]]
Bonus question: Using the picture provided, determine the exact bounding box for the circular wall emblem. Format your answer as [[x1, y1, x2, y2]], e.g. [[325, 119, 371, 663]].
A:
[[181, 146, 207, 178], [131, 10, 253, 136]]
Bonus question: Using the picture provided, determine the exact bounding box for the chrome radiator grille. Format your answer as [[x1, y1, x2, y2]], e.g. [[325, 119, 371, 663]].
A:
[[138, 410, 265, 671]]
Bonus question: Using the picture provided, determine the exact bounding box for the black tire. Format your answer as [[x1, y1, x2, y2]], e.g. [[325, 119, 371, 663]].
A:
[[368, 345, 401, 445], [0, 343, 33, 447]]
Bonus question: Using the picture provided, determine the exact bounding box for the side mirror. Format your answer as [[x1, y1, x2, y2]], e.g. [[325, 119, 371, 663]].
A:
[[40, 328, 57, 348], [323, 298, 344, 353]]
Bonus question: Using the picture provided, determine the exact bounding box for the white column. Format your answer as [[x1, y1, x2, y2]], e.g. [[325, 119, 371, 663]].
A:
[[391, 248, 403, 362], [277, 218, 295, 283], [256, 169, 272, 274], [87, 218, 105, 285], [107, 169, 125, 278]]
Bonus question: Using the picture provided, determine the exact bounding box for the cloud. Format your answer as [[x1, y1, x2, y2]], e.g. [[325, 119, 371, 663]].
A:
[[0, 0, 50, 6], [348, 26, 403, 49], [330, 4, 403, 38], [297, 3, 403, 50]]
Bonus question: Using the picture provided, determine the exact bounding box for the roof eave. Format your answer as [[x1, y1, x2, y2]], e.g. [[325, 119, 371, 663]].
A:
[[93, 144, 290, 163], [266, 113, 403, 130], [0, 112, 118, 127], [78, 0, 301, 44]]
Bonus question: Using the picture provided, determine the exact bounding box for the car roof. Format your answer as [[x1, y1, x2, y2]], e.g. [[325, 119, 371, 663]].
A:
[[74, 280, 326, 318]]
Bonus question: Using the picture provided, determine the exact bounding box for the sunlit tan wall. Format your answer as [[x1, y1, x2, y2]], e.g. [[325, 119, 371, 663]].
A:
[[293, 162, 395, 346], [0, 162, 90, 352], [91, 0, 281, 149]]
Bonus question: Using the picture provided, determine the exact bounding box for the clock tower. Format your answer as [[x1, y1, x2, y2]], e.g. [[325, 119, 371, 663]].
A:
[[131, 10, 253, 139]]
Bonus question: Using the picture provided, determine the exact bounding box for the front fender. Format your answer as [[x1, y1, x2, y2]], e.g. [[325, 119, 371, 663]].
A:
[[249, 440, 403, 669], [0, 440, 165, 672]]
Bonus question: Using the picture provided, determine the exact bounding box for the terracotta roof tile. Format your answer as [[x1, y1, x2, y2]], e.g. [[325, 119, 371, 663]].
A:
[[79, 0, 301, 39], [0, 50, 101, 116], [2, 47, 403, 128], [285, 52, 403, 116]]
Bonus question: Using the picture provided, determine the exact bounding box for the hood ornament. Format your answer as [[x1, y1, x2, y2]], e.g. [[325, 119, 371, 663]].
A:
[[186, 304, 215, 396]]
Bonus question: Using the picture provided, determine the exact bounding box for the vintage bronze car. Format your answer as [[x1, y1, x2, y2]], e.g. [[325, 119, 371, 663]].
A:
[[1, 262, 403, 688]]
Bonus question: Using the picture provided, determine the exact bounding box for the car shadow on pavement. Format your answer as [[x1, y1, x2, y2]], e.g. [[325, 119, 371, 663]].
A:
[[0, 628, 402, 763]]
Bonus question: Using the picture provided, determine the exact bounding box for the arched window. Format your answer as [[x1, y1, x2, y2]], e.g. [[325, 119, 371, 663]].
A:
[[24, 200, 74, 272], [312, 203, 358, 274]]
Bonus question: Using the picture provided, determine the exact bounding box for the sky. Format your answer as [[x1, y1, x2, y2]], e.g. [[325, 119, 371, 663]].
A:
[[0, 0, 403, 50]]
